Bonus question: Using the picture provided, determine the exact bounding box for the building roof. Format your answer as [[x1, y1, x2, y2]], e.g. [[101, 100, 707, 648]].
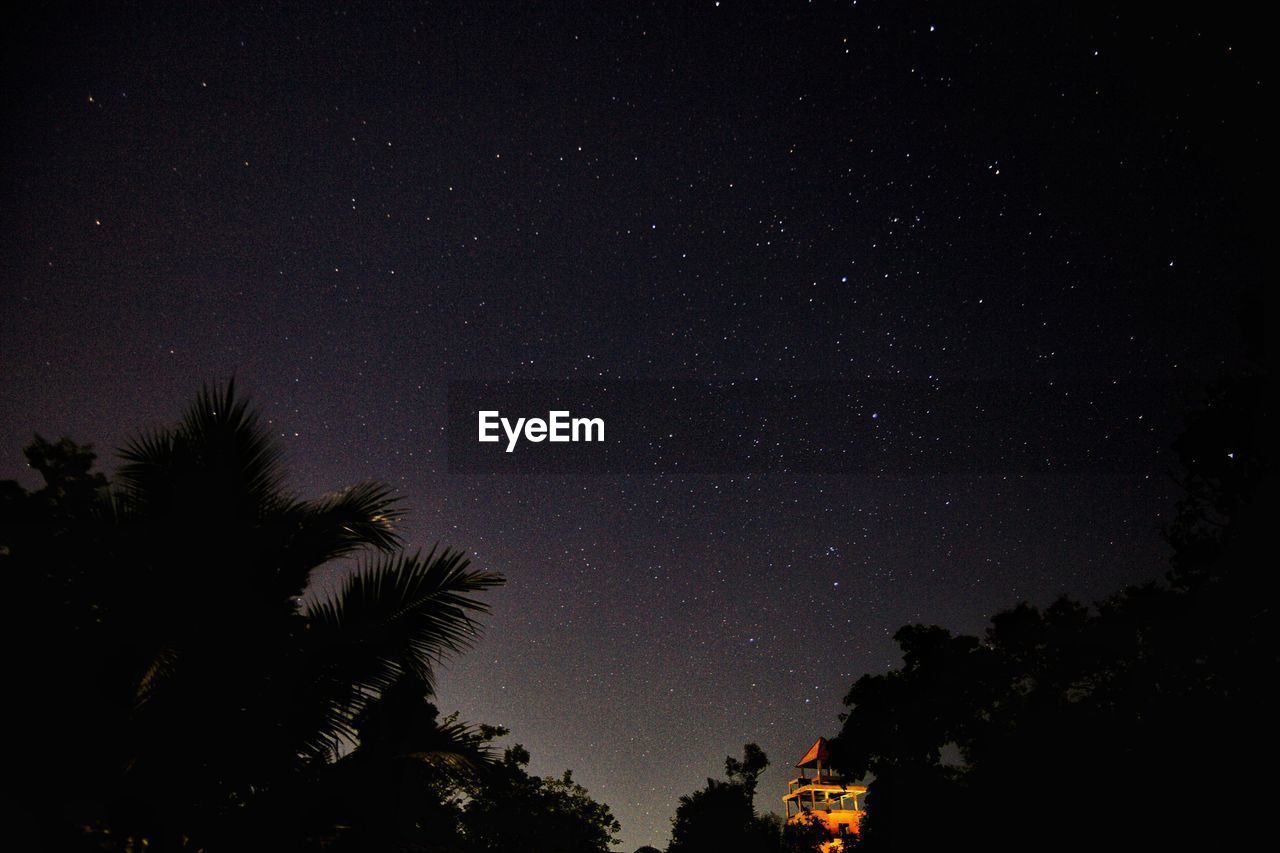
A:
[[796, 737, 831, 768]]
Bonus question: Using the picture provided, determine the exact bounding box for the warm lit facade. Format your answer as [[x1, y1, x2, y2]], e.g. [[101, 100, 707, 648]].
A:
[[782, 737, 866, 849]]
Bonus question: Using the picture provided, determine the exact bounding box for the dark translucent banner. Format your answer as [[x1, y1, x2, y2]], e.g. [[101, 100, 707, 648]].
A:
[[446, 380, 1187, 475]]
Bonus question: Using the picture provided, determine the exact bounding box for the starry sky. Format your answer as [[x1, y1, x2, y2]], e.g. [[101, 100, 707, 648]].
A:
[[0, 2, 1266, 848]]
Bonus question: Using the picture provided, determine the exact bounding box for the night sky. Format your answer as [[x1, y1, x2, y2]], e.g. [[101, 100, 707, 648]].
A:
[[0, 2, 1266, 848]]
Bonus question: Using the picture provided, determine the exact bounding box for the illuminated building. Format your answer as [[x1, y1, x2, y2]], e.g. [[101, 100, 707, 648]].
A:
[[781, 737, 866, 848]]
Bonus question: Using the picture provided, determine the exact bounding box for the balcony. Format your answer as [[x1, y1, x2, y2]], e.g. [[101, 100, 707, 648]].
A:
[[787, 774, 843, 793], [784, 795, 864, 818]]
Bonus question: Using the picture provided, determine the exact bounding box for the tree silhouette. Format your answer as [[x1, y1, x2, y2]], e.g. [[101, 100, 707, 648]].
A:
[[829, 354, 1277, 852], [4, 383, 503, 850], [460, 744, 622, 853], [780, 812, 833, 852], [667, 744, 782, 853]]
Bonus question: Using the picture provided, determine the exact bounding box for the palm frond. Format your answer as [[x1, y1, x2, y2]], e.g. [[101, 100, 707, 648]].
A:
[[402, 714, 499, 775], [347, 676, 500, 775], [267, 482, 404, 598], [133, 645, 182, 710], [116, 379, 287, 518], [181, 379, 288, 509], [300, 548, 503, 757], [116, 427, 179, 508], [307, 547, 503, 694], [294, 481, 404, 555]]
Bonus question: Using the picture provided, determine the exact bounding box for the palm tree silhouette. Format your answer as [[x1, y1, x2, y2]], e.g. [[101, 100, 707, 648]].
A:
[[14, 382, 503, 849]]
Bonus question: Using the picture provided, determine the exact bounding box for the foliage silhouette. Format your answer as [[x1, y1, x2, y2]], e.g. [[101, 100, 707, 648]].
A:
[[4, 382, 504, 850], [780, 813, 833, 852], [666, 744, 785, 853], [830, 353, 1276, 851], [459, 744, 622, 853]]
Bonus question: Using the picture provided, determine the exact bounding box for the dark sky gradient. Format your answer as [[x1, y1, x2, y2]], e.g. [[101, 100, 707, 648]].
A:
[[1, 2, 1265, 847]]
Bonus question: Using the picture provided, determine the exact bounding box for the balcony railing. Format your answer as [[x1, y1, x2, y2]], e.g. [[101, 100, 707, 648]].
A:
[[785, 798, 864, 816], [787, 774, 844, 792]]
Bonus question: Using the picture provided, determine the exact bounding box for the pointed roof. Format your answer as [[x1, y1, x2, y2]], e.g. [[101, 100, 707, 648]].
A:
[[796, 737, 831, 768]]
